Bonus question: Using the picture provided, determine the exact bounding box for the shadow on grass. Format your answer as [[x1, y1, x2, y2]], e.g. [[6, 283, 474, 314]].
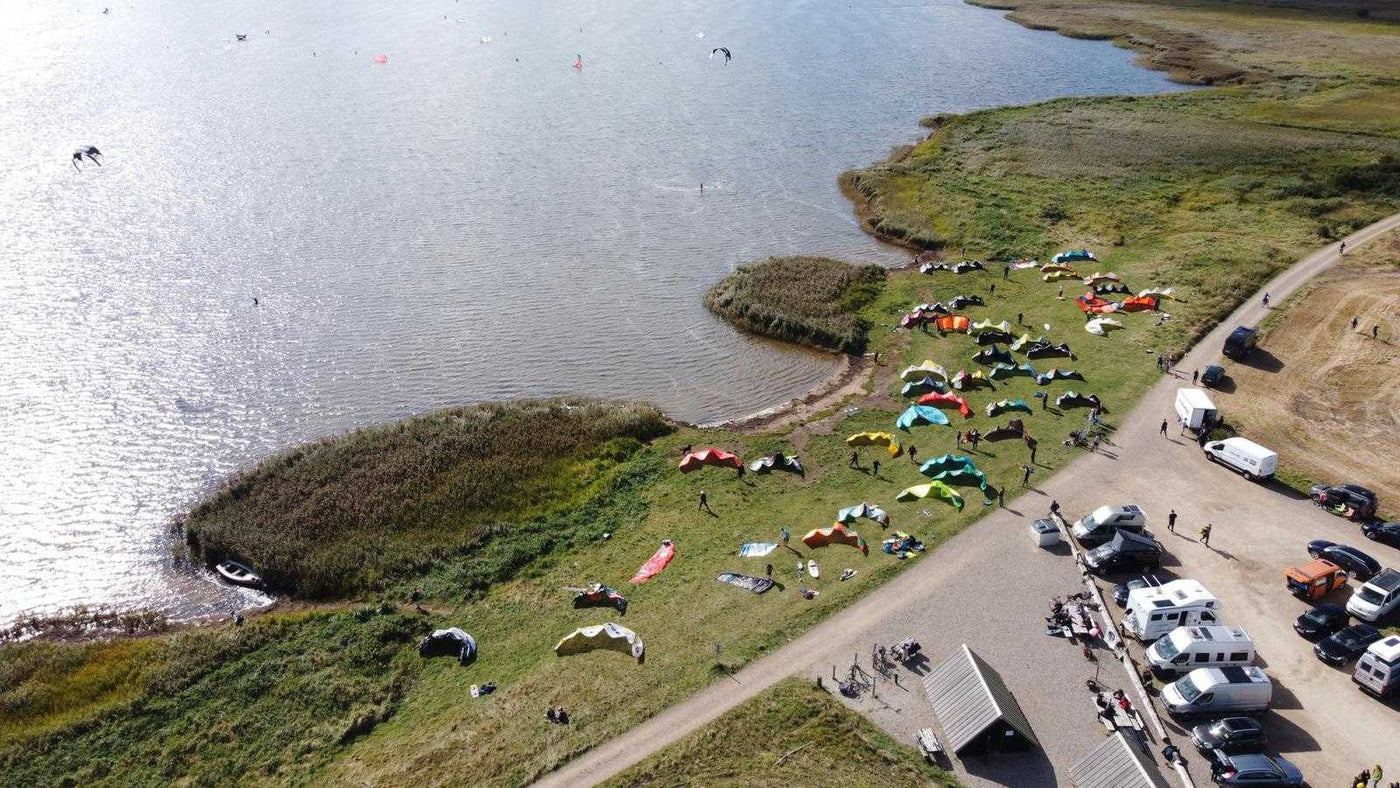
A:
[[1238, 348, 1285, 373]]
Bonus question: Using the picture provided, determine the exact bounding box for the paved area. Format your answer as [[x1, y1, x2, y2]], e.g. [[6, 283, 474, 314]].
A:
[[536, 214, 1400, 787]]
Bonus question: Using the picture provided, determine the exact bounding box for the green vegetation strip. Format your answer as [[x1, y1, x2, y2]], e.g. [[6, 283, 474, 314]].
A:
[[705, 256, 886, 354]]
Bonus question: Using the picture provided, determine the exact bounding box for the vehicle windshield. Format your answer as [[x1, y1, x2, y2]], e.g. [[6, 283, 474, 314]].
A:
[[1083, 509, 1107, 528], [1303, 609, 1330, 624], [1175, 674, 1205, 702], [1358, 587, 1385, 604], [1338, 630, 1364, 647], [1155, 637, 1180, 660]]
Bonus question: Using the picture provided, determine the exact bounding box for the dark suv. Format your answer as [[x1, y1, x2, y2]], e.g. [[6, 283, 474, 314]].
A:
[[1315, 623, 1382, 666], [1223, 326, 1258, 361], [1361, 521, 1400, 548], [1191, 717, 1266, 759], [1309, 484, 1378, 520], [1306, 539, 1381, 580]]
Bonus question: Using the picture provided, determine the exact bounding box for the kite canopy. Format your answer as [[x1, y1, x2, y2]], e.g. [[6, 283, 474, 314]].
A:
[[988, 362, 1035, 381], [1085, 317, 1124, 336], [975, 329, 1014, 346], [897, 404, 951, 431], [846, 431, 903, 457], [919, 452, 979, 476], [418, 628, 477, 664], [953, 260, 985, 274], [802, 523, 868, 554], [901, 376, 948, 398], [919, 454, 990, 491], [573, 584, 628, 614], [917, 391, 972, 419], [1095, 282, 1131, 294], [895, 481, 965, 510], [1010, 260, 1040, 270], [1077, 292, 1115, 315], [1043, 270, 1081, 282], [1035, 367, 1085, 385], [679, 448, 742, 473], [935, 315, 971, 333], [1010, 333, 1044, 352], [1139, 287, 1176, 300], [1052, 249, 1097, 264], [373, 54, 389, 63], [739, 542, 777, 557], [1040, 263, 1076, 274], [914, 301, 951, 315], [837, 502, 890, 527], [948, 294, 985, 310], [900, 309, 936, 329], [972, 318, 1011, 333], [985, 419, 1029, 442], [1082, 272, 1122, 285], [630, 540, 676, 584], [950, 369, 993, 390], [749, 451, 803, 475], [554, 622, 645, 663], [973, 346, 1013, 366], [716, 573, 773, 594], [986, 398, 1033, 417], [1025, 341, 1073, 360], [1056, 391, 1103, 410], [900, 361, 947, 383], [1118, 295, 1158, 313]]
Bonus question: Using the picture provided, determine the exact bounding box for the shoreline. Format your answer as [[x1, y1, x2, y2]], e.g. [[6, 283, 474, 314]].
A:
[[698, 352, 875, 433]]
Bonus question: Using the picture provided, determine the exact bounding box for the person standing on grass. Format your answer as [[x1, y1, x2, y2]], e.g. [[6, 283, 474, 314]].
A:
[[1200, 523, 1212, 547], [908, 445, 918, 464], [1003, 265, 1010, 280], [989, 282, 996, 296], [956, 431, 963, 450], [780, 526, 790, 545], [997, 487, 1005, 507], [737, 463, 744, 480], [698, 490, 712, 513], [1020, 464, 1033, 487], [1028, 439, 1038, 465], [1058, 284, 1065, 300], [1017, 312, 1023, 325], [1168, 509, 1177, 534], [1160, 419, 1169, 438], [849, 450, 860, 469], [871, 459, 880, 477], [766, 563, 773, 577]]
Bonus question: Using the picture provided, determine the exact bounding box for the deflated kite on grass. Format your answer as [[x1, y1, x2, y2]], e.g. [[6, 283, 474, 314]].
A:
[[948, 294, 985, 310], [935, 314, 971, 333], [1083, 272, 1122, 286], [1085, 317, 1124, 336], [988, 362, 1036, 381], [916, 391, 972, 418], [749, 451, 803, 475], [986, 398, 1033, 417], [985, 419, 1029, 442], [716, 573, 774, 594], [802, 523, 868, 554], [1040, 263, 1075, 274], [1118, 295, 1158, 313], [895, 481, 965, 510], [1010, 333, 1045, 352], [900, 361, 948, 383], [1025, 341, 1073, 360], [950, 369, 994, 390], [975, 329, 1014, 346], [554, 622, 645, 663], [739, 542, 777, 557], [897, 404, 950, 431], [973, 345, 1013, 366], [918, 452, 979, 476], [971, 318, 1011, 333], [1052, 249, 1097, 264], [900, 376, 947, 398], [1139, 287, 1176, 300], [1035, 367, 1085, 385], [836, 502, 890, 527], [1043, 270, 1081, 282], [846, 431, 903, 457], [1056, 391, 1104, 410], [678, 448, 742, 473], [630, 540, 676, 584]]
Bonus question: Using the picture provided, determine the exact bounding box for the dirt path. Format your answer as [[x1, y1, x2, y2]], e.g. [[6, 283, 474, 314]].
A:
[[534, 213, 1400, 788]]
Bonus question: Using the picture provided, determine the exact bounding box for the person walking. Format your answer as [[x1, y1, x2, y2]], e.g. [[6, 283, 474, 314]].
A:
[[849, 450, 860, 469], [1352, 316, 1359, 331], [1003, 264, 1010, 280], [989, 282, 996, 296], [908, 444, 918, 464], [1020, 464, 1033, 487], [1049, 500, 1059, 516], [1160, 419, 1169, 437], [997, 487, 1005, 507], [1028, 440, 1038, 465], [1057, 283, 1065, 300], [1168, 509, 1177, 534], [1262, 292, 1270, 307], [970, 429, 980, 451], [766, 563, 773, 577], [780, 526, 790, 545], [737, 463, 744, 480], [1374, 324, 1380, 340], [1200, 523, 1212, 547], [871, 458, 881, 477], [955, 431, 963, 450], [1016, 311, 1023, 325], [1371, 763, 1383, 787], [1340, 240, 1347, 255], [1039, 391, 1048, 410], [1090, 432, 1101, 452], [1192, 368, 1199, 384], [698, 490, 712, 513]]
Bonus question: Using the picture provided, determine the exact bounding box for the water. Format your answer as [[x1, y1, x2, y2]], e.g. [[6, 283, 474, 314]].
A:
[[0, 0, 1181, 624]]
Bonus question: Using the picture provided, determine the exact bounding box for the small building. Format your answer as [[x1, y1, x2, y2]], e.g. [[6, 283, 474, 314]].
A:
[[1069, 732, 1171, 788], [922, 643, 1038, 757]]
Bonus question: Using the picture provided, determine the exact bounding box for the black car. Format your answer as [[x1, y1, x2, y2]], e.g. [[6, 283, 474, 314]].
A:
[[1293, 602, 1348, 640], [1305, 539, 1381, 580], [1314, 623, 1382, 666], [1223, 326, 1258, 361], [1112, 576, 1154, 608], [1190, 717, 1266, 759], [1309, 483, 1379, 520], [1084, 531, 1163, 575], [1362, 521, 1400, 549], [1200, 364, 1226, 388], [1211, 753, 1304, 786]]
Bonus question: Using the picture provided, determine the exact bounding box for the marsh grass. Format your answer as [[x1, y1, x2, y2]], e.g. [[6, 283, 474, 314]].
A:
[[704, 256, 887, 354]]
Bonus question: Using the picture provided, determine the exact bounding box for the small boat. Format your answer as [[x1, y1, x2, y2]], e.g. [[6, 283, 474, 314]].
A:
[[215, 560, 263, 588]]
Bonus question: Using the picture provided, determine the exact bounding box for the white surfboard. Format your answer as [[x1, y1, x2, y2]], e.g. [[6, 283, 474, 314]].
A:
[[807, 559, 819, 578]]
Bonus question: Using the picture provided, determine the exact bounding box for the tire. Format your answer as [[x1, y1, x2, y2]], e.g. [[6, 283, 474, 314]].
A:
[[1364, 530, 1379, 541], [1244, 472, 1255, 482]]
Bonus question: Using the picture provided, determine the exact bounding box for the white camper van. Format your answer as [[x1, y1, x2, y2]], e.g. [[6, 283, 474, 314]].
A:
[[1353, 634, 1400, 699], [1346, 568, 1400, 622], [1203, 437, 1278, 481], [1161, 666, 1272, 717], [1071, 504, 1148, 546], [1145, 625, 1255, 678], [1123, 579, 1222, 642], [1175, 388, 1218, 431]]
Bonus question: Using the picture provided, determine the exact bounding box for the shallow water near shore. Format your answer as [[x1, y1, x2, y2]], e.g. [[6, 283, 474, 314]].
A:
[[0, 0, 1182, 623]]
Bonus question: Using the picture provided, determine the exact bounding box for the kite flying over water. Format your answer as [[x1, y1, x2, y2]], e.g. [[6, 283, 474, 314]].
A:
[[710, 47, 731, 64], [573, 53, 583, 69], [71, 146, 101, 171]]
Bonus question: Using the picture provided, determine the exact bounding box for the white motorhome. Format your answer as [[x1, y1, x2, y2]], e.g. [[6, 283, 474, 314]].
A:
[[1071, 504, 1147, 546], [1353, 634, 1400, 699], [1161, 666, 1272, 717], [1123, 579, 1222, 642], [1346, 568, 1400, 622], [1175, 388, 1218, 431], [1145, 625, 1255, 678], [1203, 437, 1278, 481]]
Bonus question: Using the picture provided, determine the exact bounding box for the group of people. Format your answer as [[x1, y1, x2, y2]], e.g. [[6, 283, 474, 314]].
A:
[[1350, 765, 1389, 788], [544, 706, 572, 725]]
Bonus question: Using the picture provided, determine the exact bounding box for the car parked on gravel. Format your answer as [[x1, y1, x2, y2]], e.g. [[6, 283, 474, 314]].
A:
[[1309, 483, 1378, 520], [1362, 521, 1400, 549], [1293, 603, 1348, 640], [1199, 364, 1226, 388], [1112, 575, 1157, 608], [1314, 623, 1382, 666], [1210, 753, 1303, 786], [1305, 540, 1381, 580], [1191, 717, 1266, 758]]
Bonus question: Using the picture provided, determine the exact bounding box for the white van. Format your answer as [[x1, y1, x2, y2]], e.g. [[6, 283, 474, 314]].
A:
[[1072, 504, 1147, 547], [1353, 634, 1400, 699], [1161, 666, 1272, 718], [1346, 568, 1400, 622], [1175, 388, 1217, 431], [1203, 437, 1278, 481], [1123, 579, 1222, 642], [1145, 625, 1255, 678]]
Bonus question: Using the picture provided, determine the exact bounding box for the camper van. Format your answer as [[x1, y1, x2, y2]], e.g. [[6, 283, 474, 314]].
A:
[[1175, 388, 1218, 432], [1145, 625, 1255, 678], [1123, 579, 1222, 642], [1071, 504, 1147, 546], [1161, 666, 1272, 718], [1346, 568, 1400, 622], [1203, 437, 1279, 481], [1353, 634, 1400, 699]]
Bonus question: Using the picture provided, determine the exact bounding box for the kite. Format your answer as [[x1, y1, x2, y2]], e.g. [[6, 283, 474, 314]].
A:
[[1085, 317, 1124, 336], [837, 502, 890, 527], [1052, 249, 1097, 264], [901, 376, 947, 398], [846, 431, 903, 457], [916, 391, 972, 419], [988, 362, 1036, 381], [985, 398, 1033, 417], [716, 573, 773, 594], [739, 542, 778, 557], [973, 346, 1013, 366], [679, 448, 742, 472], [894, 481, 964, 510], [802, 523, 868, 554], [554, 623, 645, 663], [373, 54, 389, 63], [574, 54, 583, 69], [897, 404, 950, 431], [710, 47, 731, 64], [573, 583, 628, 614], [900, 361, 947, 382], [71, 146, 101, 171], [950, 369, 993, 390], [630, 540, 676, 584]]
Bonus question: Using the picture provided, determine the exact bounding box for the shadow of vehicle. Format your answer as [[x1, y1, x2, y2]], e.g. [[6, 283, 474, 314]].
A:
[[1238, 348, 1284, 373]]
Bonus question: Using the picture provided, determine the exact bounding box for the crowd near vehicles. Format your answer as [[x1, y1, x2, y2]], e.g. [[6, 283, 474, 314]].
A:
[[1345, 568, 1400, 622], [1309, 483, 1378, 520], [1161, 665, 1272, 717], [1202, 437, 1278, 481], [1352, 634, 1400, 698], [1145, 625, 1255, 678]]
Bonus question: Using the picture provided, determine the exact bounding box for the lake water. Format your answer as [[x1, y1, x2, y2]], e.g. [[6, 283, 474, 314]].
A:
[[0, 0, 1181, 624]]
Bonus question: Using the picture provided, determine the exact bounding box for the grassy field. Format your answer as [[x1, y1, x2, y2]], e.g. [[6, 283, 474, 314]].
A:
[[182, 399, 670, 598], [7, 1, 1400, 785], [704, 257, 886, 354], [1214, 227, 1400, 507], [604, 678, 953, 787]]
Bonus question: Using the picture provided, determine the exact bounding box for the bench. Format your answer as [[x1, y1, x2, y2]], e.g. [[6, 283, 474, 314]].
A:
[[916, 728, 943, 760]]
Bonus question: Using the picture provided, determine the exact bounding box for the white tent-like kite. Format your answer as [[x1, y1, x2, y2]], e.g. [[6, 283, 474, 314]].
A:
[[554, 622, 645, 663]]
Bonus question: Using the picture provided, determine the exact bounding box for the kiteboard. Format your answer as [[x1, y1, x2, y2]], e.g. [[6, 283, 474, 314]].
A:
[[715, 573, 775, 594], [807, 560, 819, 578]]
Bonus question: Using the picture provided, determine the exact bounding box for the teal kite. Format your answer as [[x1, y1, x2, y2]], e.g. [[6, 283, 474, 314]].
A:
[[985, 398, 1033, 417], [896, 404, 950, 432]]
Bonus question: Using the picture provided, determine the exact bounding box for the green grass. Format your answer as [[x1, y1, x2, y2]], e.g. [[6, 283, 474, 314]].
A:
[[604, 678, 954, 787], [182, 398, 672, 598], [705, 256, 887, 354]]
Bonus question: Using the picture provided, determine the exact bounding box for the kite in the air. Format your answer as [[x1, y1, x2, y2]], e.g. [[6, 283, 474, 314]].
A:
[[71, 146, 102, 171], [710, 47, 731, 65], [573, 53, 583, 69]]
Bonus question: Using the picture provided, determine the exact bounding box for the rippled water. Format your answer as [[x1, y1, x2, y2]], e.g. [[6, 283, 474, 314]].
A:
[[0, 0, 1180, 623]]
